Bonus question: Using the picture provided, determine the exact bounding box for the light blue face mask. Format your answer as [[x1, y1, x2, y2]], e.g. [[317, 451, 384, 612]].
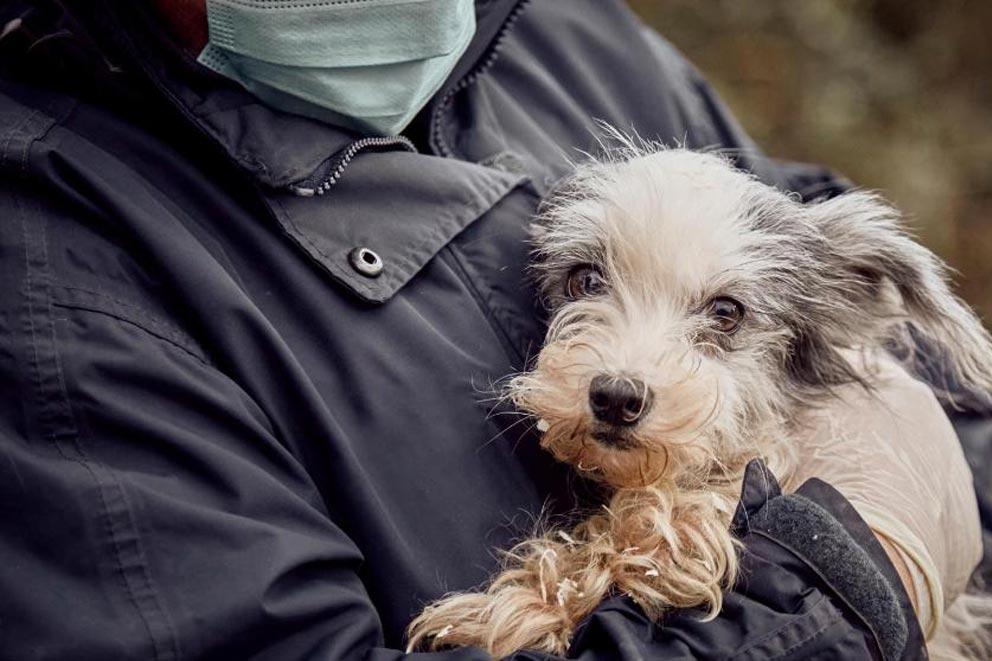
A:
[[197, 0, 476, 136]]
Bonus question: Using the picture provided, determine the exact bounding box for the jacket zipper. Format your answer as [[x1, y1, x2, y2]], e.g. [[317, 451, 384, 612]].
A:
[[429, 0, 530, 158], [289, 135, 416, 197], [288, 0, 530, 196]]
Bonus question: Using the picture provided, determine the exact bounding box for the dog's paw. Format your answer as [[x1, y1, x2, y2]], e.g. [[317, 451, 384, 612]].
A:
[[406, 585, 577, 657], [405, 592, 493, 653]]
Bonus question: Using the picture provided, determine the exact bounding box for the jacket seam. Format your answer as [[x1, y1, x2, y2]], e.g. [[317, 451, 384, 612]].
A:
[[51, 285, 211, 367], [444, 243, 526, 367], [751, 529, 889, 659], [768, 618, 837, 660], [52, 301, 211, 369], [16, 185, 181, 661], [0, 92, 77, 174], [1, 107, 39, 171], [730, 595, 842, 660]]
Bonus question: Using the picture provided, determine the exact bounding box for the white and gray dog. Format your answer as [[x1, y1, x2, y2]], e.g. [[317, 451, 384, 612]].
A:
[[407, 142, 992, 657]]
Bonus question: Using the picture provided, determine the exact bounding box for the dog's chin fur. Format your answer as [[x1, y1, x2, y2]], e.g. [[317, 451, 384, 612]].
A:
[[407, 139, 992, 658]]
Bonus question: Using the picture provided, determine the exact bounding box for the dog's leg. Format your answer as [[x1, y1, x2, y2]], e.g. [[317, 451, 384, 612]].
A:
[[599, 487, 740, 620], [406, 537, 612, 656], [407, 487, 739, 655]]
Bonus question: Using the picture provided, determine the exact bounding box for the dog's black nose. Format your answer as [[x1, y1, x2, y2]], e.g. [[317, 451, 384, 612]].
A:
[[588, 375, 653, 426]]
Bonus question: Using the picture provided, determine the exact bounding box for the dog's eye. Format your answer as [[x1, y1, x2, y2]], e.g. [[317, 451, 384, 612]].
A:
[[565, 265, 606, 299], [705, 297, 745, 333]]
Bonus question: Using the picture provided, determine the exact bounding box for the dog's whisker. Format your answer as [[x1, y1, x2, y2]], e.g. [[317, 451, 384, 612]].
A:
[[477, 413, 540, 452], [485, 410, 532, 422]]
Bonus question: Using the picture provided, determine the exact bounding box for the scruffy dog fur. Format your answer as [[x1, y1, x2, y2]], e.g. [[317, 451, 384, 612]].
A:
[[406, 142, 992, 658]]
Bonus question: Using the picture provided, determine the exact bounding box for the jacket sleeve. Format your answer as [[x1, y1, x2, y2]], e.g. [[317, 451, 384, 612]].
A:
[[0, 180, 502, 661]]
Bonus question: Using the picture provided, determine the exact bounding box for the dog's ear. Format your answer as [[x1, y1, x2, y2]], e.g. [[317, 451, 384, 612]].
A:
[[799, 191, 992, 400]]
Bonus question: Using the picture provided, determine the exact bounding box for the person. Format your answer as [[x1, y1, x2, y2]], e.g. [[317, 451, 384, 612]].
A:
[[0, 1, 986, 658]]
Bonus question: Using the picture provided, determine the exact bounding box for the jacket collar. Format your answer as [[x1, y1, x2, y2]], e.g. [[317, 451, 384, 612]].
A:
[[79, 0, 525, 191], [64, 0, 531, 303]]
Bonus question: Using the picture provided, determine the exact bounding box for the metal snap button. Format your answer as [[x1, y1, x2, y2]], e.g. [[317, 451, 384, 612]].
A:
[[349, 247, 383, 277]]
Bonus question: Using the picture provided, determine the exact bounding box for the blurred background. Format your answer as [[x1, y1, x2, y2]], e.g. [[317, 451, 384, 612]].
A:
[[631, 0, 992, 326]]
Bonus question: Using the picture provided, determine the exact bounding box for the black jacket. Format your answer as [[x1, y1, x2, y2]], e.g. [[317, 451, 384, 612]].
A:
[[2, 0, 983, 658]]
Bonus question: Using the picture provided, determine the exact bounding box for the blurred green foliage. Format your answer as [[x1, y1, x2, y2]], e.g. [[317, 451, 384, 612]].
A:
[[630, 0, 992, 325]]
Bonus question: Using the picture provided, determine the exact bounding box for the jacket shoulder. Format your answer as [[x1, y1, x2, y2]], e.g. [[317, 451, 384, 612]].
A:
[[0, 81, 77, 171], [0, 80, 213, 376]]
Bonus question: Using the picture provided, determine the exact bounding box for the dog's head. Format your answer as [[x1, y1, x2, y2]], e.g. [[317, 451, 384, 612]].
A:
[[512, 147, 992, 490]]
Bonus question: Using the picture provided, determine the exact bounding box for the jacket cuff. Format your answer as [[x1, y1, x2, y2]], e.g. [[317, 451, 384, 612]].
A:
[[731, 459, 926, 660]]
